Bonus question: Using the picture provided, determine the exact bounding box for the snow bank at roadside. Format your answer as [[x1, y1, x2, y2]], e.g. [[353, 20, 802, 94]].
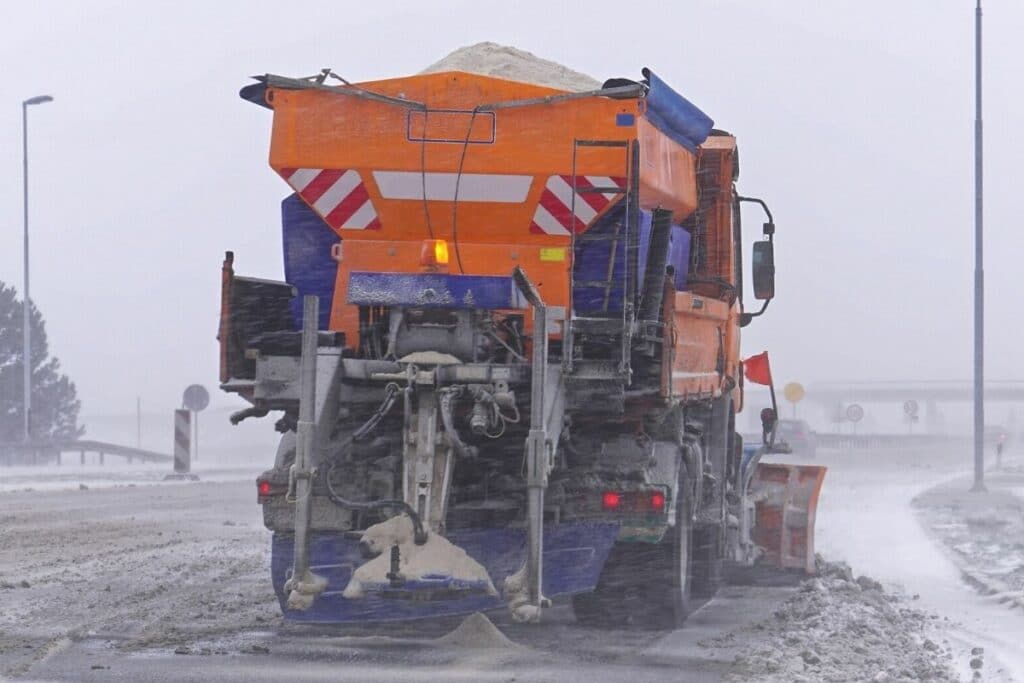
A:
[[914, 466, 1024, 608], [723, 559, 958, 682]]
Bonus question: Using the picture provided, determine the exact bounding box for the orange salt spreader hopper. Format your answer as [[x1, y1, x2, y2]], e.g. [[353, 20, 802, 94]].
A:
[[243, 68, 702, 346]]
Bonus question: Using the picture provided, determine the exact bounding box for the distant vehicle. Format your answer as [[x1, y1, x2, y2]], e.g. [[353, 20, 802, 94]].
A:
[[770, 419, 818, 458], [984, 425, 1010, 447]]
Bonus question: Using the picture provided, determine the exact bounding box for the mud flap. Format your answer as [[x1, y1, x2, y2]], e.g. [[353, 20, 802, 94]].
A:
[[749, 463, 826, 574]]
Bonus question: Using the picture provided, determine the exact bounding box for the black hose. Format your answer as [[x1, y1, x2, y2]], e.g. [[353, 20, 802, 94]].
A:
[[322, 462, 428, 545]]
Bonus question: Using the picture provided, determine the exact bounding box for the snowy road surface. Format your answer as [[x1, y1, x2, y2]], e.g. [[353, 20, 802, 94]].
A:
[[811, 447, 1024, 681], [0, 446, 1017, 681]]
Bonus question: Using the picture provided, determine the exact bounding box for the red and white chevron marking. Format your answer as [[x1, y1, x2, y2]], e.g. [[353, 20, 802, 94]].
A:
[[279, 168, 381, 230], [530, 175, 627, 235]]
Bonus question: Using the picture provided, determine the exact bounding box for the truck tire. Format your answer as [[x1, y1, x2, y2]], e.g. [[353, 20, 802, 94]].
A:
[[690, 527, 722, 599], [691, 400, 731, 598], [572, 463, 693, 629]]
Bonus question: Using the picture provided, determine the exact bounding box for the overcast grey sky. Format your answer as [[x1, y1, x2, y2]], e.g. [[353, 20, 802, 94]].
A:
[[2, 1, 1022, 436]]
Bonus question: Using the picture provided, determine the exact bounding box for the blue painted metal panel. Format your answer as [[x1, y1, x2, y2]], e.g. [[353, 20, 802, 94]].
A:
[[641, 68, 715, 153], [271, 522, 620, 623], [573, 208, 691, 314], [347, 272, 525, 310], [668, 225, 692, 291], [282, 194, 337, 330]]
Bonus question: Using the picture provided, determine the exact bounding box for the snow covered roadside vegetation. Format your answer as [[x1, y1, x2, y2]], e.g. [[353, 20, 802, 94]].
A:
[[719, 559, 959, 682]]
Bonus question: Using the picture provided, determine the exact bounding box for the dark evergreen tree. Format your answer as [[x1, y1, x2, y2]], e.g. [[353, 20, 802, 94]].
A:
[[0, 281, 83, 442]]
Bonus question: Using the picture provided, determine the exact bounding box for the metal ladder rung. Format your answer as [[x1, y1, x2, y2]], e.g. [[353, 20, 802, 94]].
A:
[[578, 187, 624, 194], [575, 139, 630, 148], [574, 234, 620, 244]]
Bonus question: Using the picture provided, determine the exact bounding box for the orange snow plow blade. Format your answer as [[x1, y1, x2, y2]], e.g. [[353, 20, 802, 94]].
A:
[[750, 463, 827, 574]]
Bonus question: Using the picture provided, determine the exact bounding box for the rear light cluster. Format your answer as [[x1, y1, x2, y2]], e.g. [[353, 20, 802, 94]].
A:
[[256, 479, 285, 500], [601, 490, 667, 513]]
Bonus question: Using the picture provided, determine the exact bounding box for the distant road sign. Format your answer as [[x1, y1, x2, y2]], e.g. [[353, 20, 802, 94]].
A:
[[903, 399, 919, 417], [784, 382, 806, 403], [846, 403, 864, 423], [183, 384, 210, 412]]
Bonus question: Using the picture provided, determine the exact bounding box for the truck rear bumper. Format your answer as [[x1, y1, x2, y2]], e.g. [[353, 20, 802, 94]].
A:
[[270, 521, 619, 623]]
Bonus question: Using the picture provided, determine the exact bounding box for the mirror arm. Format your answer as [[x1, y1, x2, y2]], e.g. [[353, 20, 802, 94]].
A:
[[738, 195, 776, 321], [736, 195, 775, 240], [739, 298, 770, 327]]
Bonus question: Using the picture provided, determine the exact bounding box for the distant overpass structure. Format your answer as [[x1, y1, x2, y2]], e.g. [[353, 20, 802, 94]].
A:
[[800, 380, 1023, 434], [806, 380, 1024, 404], [0, 440, 173, 466]]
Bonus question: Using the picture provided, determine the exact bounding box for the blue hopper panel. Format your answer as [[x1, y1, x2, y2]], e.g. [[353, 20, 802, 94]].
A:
[[271, 522, 619, 623], [347, 272, 526, 310]]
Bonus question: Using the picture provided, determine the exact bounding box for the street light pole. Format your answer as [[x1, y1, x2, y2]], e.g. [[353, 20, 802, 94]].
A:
[[22, 94, 53, 443], [972, 0, 986, 492]]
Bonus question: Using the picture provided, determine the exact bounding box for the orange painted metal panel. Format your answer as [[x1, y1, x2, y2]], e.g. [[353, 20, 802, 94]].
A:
[[262, 71, 705, 350], [751, 463, 827, 574], [264, 71, 699, 244], [637, 117, 698, 223], [670, 291, 729, 398]]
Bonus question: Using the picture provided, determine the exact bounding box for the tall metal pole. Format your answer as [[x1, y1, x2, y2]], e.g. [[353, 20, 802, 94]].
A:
[[21, 95, 53, 443], [22, 103, 31, 443], [972, 0, 986, 492]]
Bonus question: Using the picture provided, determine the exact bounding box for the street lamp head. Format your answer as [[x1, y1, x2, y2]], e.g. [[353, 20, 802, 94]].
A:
[[23, 95, 53, 106]]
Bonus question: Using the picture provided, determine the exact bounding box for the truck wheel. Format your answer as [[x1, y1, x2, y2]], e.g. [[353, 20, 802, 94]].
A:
[[692, 400, 731, 599], [690, 527, 722, 598], [653, 459, 694, 628]]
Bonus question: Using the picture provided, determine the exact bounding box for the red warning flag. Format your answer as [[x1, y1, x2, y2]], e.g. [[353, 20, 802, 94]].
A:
[[743, 352, 773, 386]]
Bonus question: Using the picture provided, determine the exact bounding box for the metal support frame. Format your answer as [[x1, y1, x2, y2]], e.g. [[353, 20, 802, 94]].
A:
[[514, 266, 551, 620], [285, 296, 328, 609], [403, 382, 454, 534]]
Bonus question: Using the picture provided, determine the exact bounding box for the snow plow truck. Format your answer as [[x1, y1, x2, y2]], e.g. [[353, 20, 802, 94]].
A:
[[219, 63, 826, 626]]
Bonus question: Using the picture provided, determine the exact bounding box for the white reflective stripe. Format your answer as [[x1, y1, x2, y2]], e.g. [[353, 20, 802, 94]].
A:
[[374, 171, 532, 202], [671, 371, 719, 379], [585, 175, 621, 195], [532, 203, 570, 236], [313, 170, 362, 216], [286, 168, 321, 193], [342, 200, 378, 229], [547, 176, 596, 223]]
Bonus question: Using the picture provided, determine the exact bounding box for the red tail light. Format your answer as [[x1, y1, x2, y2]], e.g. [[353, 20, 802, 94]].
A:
[[602, 491, 622, 510], [650, 492, 666, 511], [257, 481, 272, 497]]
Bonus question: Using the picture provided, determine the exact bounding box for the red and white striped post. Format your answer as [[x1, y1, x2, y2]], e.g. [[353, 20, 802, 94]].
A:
[[174, 409, 191, 474]]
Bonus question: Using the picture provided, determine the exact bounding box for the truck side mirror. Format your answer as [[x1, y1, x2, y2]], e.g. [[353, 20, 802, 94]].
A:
[[751, 241, 775, 300]]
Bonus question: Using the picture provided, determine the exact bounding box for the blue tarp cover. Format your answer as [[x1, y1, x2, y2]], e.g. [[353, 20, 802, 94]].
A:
[[641, 68, 714, 152]]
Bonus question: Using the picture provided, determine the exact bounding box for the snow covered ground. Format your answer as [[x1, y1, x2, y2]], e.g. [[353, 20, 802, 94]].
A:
[[0, 445, 1018, 681], [810, 446, 1024, 681], [0, 461, 261, 496]]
